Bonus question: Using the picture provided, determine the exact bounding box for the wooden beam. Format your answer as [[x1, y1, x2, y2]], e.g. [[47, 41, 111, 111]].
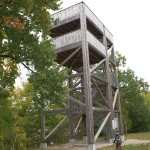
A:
[[91, 73, 108, 84], [66, 95, 85, 107], [92, 106, 110, 112], [67, 72, 83, 79], [113, 89, 119, 109], [75, 116, 82, 134], [44, 117, 67, 141], [72, 86, 84, 91], [94, 112, 111, 142], [93, 100, 106, 108], [73, 80, 82, 88], [45, 109, 68, 114], [59, 47, 81, 67], [91, 77, 110, 108], [90, 59, 106, 73]]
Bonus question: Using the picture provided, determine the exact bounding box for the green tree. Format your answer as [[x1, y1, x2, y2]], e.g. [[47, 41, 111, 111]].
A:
[[116, 52, 150, 132], [0, 0, 67, 104], [11, 83, 68, 148], [0, 0, 68, 149]]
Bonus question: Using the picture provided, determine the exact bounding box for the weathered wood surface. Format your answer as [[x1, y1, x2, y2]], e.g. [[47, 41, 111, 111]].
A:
[[53, 30, 82, 49], [94, 112, 111, 142], [85, 4, 113, 43], [52, 3, 81, 22], [85, 4, 103, 33], [80, 3, 94, 144], [44, 117, 67, 141], [86, 31, 106, 56]]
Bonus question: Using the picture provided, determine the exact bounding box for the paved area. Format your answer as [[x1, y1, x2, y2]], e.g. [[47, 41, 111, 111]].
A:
[[122, 139, 150, 146], [46, 139, 150, 150]]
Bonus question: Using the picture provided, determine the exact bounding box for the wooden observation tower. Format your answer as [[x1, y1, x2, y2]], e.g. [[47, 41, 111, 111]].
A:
[[40, 2, 123, 150]]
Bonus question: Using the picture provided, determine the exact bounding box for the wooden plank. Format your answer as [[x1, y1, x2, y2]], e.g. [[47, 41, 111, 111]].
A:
[[87, 31, 106, 56], [94, 112, 111, 142], [44, 117, 67, 141], [113, 89, 119, 109], [54, 30, 82, 49], [59, 47, 81, 67], [56, 41, 82, 54], [52, 3, 80, 22], [52, 14, 80, 28], [90, 59, 106, 73], [66, 95, 85, 107]]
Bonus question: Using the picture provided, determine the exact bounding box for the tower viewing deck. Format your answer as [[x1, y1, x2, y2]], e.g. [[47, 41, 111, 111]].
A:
[[51, 2, 113, 69]]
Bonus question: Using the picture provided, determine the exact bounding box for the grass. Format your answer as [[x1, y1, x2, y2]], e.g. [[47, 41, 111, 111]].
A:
[[31, 132, 150, 150], [99, 143, 150, 150], [125, 132, 150, 140], [98, 132, 150, 150]]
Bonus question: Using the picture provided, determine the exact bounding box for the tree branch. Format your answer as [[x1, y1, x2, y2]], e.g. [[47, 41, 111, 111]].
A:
[[0, 54, 12, 58], [21, 62, 35, 73], [0, 54, 35, 73]]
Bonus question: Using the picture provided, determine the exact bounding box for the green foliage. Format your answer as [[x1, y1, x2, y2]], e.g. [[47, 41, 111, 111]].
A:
[[116, 52, 150, 133], [11, 83, 68, 148], [0, 0, 67, 105], [0, 0, 68, 149], [0, 95, 27, 149]]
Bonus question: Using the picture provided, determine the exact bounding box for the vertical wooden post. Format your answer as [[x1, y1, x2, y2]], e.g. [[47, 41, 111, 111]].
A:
[[68, 71, 75, 143], [81, 76, 87, 137], [103, 27, 114, 141], [112, 47, 124, 135], [41, 103, 45, 142], [80, 3, 94, 144]]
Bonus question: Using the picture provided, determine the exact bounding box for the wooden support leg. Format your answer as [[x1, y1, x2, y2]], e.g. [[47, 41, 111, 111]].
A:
[[68, 72, 76, 144]]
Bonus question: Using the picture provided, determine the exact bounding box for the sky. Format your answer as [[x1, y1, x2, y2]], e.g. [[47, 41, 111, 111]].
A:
[[61, 0, 150, 85]]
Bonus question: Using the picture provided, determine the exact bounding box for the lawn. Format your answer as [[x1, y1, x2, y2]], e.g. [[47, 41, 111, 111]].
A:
[[98, 143, 150, 150], [125, 132, 150, 140], [98, 132, 150, 150]]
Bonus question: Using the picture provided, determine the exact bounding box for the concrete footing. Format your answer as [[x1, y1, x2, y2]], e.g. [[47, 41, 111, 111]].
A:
[[83, 136, 88, 142], [109, 138, 114, 144], [88, 144, 96, 150], [40, 143, 47, 150], [121, 135, 125, 141], [69, 138, 76, 145]]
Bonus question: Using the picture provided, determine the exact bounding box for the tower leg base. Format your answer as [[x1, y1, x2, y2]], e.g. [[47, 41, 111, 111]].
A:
[[88, 144, 95, 150], [69, 138, 76, 145], [40, 143, 47, 150], [109, 138, 114, 144]]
